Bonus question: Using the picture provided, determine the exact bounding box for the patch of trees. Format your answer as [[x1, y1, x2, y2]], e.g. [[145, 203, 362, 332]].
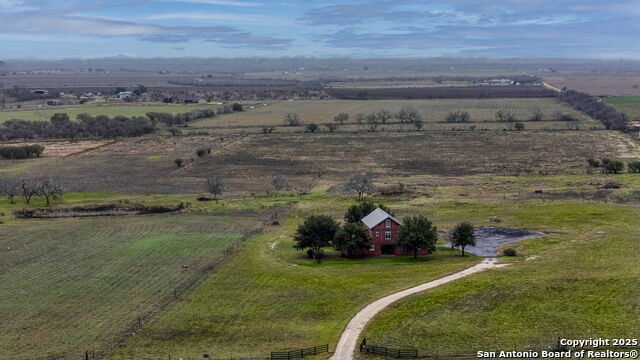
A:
[[0, 144, 44, 159], [0, 113, 154, 141], [587, 157, 640, 174], [146, 109, 217, 128], [558, 90, 628, 130], [450, 222, 476, 256], [0, 176, 63, 205], [396, 215, 438, 258]]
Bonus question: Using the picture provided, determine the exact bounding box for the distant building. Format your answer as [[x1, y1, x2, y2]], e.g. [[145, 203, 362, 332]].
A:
[[31, 89, 49, 95], [627, 121, 640, 138], [118, 91, 134, 99], [47, 100, 62, 106]]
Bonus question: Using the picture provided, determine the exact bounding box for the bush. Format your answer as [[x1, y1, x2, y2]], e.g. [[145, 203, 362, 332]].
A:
[[587, 158, 601, 167], [232, 103, 243, 112], [514, 122, 525, 131], [503, 248, 517, 256], [306, 123, 319, 133], [601, 158, 624, 174], [628, 161, 640, 173], [174, 158, 184, 167], [445, 110, 471, 123], [602, 181, 621, 189], [196, 148, 209, 157]]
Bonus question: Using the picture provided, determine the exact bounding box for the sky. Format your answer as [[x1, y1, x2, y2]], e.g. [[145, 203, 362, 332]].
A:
[[0, 0, 639, 59]]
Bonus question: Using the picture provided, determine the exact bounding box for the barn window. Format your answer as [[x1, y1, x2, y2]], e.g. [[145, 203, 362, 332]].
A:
[[369, 244, 376, 251], [385, 219, 391, 228], [375, 232, 380, 237], [385, 231, 392, 240]]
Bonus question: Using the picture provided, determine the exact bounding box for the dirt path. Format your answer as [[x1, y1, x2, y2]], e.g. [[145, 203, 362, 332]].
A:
[[330, 258, 505, 360]]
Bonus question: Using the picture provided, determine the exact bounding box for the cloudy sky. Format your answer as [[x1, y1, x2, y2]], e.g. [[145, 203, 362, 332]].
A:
[[1, 0, 639, 59]]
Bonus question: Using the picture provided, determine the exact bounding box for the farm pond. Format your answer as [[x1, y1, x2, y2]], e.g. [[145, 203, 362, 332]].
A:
[[442, 226, 544, 257]]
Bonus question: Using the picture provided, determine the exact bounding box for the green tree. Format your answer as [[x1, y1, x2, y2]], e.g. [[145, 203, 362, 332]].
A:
[[396, 215, 437, 258], [452, 222, 476, 256], [293, 215, 339, 261], [333, 222, 372, 258], [514, 122, 525, 131], [344, 199, 393, 223]]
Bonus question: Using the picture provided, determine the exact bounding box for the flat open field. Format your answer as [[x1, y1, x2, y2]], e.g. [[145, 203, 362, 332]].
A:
[[0, 210, 266, 359], [192, 98, 600, 131], [604, 96, 640, 120], [1, 130, 635, 194], [0, 103, 217, 123], [544, 74, 640, 96]]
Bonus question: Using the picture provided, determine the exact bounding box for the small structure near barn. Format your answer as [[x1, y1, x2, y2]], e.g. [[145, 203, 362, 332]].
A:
[[47, 100, 62, 106], [359, 208, 429, 256], [117, 91, 134, 99], [627, 121, 640, 138]]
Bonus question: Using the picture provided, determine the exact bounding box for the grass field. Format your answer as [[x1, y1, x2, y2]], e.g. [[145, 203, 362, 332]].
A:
[[192, 98, 599, 130], [0, 210, 267, 359], [108, 194, 480, 359], [361, 201, 640, 357], [0, 103, 217, 123], [604, 96, 640, 120]]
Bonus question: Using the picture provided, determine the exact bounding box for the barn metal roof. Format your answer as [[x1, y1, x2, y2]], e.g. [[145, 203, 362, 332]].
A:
[[361, 208, 402, 229]]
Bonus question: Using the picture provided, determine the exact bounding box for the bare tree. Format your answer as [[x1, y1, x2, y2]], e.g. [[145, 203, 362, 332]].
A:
[[271, 174, 287, 191], [284, 112, 302, 126], [0, 177, 20, 204], [20, 178, 38, 204], [205, 175, 225, 201], [344, 173, 375, 199], [355, 113, 365, 124], [365, 113, 379, 132], [334, 112, 349, 124], [35, 177, 64, 205], [396, 107, 421, 124], [376, 109, 392, 124]]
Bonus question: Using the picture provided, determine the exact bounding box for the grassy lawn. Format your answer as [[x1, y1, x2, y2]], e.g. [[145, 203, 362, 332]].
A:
[[108, 195, 481, 359], [0, 210, 267, 360], [360, 200, 640, 357], [0, 103, 217, 123]]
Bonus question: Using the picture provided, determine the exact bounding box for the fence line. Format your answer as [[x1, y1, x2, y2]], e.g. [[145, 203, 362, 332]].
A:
[[271, 344, 329, 360]]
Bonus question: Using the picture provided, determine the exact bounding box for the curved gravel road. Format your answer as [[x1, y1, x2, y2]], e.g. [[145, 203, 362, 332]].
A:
[[330, 258, 504, 360]]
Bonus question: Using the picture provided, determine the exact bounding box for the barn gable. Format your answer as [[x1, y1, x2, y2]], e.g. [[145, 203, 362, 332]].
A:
[[361, 208, 402, 229]]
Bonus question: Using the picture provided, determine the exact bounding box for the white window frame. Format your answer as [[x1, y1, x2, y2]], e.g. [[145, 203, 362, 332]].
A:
[[385, 219, 391, 228], [369, 244, 376, 251], [385, 231, 392, 240]]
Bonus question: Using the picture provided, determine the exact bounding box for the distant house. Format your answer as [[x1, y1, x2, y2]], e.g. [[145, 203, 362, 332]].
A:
[[47, 100, 62, 106], [358, 208, 430, 256], [117, 91, 134, 99]]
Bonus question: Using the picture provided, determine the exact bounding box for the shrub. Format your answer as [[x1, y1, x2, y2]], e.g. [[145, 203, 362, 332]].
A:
[[601, 158, 624, 174], [306, 123, 319, 133], [514, 122, 525, 131], [231, 103, 243, 112], [587, 158, 601, 167], [445, 110, 471, 123], [503, 248, 517, 256], [628, 160, 640, 173], [0, 145, 44, 159], [284, 112, 301, 126], [174, 158, 184, 167], [196, 149, 208, 157], [602, 181, 621, 189]]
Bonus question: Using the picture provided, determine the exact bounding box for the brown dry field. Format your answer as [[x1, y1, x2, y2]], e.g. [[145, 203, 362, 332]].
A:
[[544, 74, 640, 96], [1, 130, 636, 195]]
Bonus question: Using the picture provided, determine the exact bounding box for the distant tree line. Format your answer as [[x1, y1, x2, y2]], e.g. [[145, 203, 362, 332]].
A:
[[0, 144, 44, 159], [0, 113, 154, 141], [558, 90, 628, 130], [0, 104, 243, 141]]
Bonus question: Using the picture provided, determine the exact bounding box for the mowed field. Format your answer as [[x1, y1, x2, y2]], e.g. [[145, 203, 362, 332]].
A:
[[0, 130, 636, 195], [604, 96, 640, 120], [0, 103, 217, 123], [361, 201, 640, 357], [192, 98, 600, 131], [0, 210, 266, 359]]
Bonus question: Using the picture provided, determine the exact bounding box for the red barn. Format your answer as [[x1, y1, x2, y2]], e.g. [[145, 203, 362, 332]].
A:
[[359, 208, 430, 256]]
